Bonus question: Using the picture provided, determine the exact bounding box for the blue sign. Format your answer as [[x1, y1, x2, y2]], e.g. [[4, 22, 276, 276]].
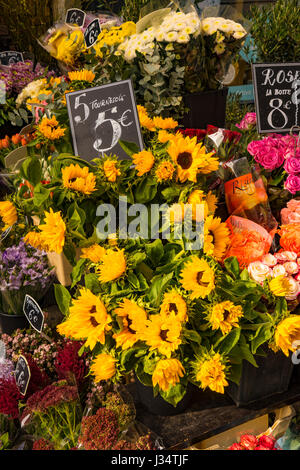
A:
[[228, 84, 254, 103]]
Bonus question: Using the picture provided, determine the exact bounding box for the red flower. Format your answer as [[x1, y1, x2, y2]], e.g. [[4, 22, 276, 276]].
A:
[[228, 443, 244, 450], [79, 408, 120, 450], [0, 377, 22, 419], [240, 434, 258, 450], [258, 435, 276, 449], [255, 445, 271, 450], [179, 129, 207, 142], [55, 341, 87, 388], [32, 438, 54, 450], [22, 354, 49, 397]]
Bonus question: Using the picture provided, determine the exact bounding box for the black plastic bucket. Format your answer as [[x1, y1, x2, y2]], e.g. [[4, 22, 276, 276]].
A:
[[0, 312, 29, 336], [182, 88, 228, 129]]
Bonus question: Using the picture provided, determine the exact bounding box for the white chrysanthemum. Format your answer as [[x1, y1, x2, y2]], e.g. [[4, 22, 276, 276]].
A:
[[214, 43, 226, 55], [177, 33, 190, 44], [233, 30, 246, 39], [124, 48, 136, 61], [164, 31, 179, 42], [16, 78, 46, 105], [202, 23, 217, 35], [141, 31, 155, 43]]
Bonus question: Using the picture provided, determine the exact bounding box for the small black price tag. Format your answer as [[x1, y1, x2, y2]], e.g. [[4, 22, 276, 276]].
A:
[[65, 8, 86, 28], [15, 355, 31, 396], [23, 294, 44, 333], [0, 226, 12, 242], [84, 19, 101, 49], [0, 51, 24, 66]]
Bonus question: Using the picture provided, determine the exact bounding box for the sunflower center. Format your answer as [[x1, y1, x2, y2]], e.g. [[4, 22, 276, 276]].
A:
[[127, 317, 136, 335], [223, 309, 230, 321], [209, 230, 215, 244], [69, 177, 78, 183], [177, 152, 193, 169], [160, 329, 170, 342], [169, 303, 178, 314], [90, 316, 99, 328], [196, 271, 209, 287]]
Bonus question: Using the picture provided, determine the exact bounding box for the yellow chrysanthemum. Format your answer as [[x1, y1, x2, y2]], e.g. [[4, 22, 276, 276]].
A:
[[57, 288, 112, 351], [97, 249, 126, 283], [132, 150, 155, 176], [274, 316, 300, 356], [38, 208, 66, 254], [139, 313, 182, 358], [153, 116, 178, 130], [90, 353, 116, 382], [180, 256, 215, 299], [152, 358, 185, 392], [113, 299, 147, 350], [160, 290, 188, 322], [53, 29, 85, 65], [204, 216, 230, 260], [24, 231, 46, 251], [0, 201, 17, 227], [155, 160, 175, 182], [62, 164, 96, 194], [194, 353, 228, 394], [269, 275, 296, 297], [37, 115, 66, 140], [68, 70, 95, 82], [80, 244, 106, 263], [208, 301, 243, 335], [103, 160, 121, 182]]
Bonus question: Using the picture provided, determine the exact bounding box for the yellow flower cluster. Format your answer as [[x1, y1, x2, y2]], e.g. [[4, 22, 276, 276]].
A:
[[194, 352, 228, 394], [24, 209, 66, 254], [93, 22, 136, 57], [37, 115, 66, 141], [47, 28, 85, 65], [0, 201, 17, 229], [62, 164, 96, 195]]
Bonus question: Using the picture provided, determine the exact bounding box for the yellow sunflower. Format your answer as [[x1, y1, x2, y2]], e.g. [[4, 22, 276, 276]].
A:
[[97, 249, 126, 283], [132, 150, 155, 176], [113, 299, 147, 350], [153, 116, 178, 130], [90, 353, 116, 382], [139, 313, 182, 358], [157, 130, 175, 144], [180, 256, 215, 299], [57, 288, 112, 350], [155, 160, 175, 182], [80, 244, 106, 263], [138, 110, 156, 131], [38, 208, 66, 254], [194, 352, 228, 394], [68, 69, 95, 82], [62, 164, 96, 194], [152, 358, 185, 392], [269, 275, 296, 297], [0, 201, 17, 227], [160, 289, 188, 322], [23, 231, 46, 251], [208, 301, 243, 335], [188, 190, 218, 219], [274, 316, 300, 356], [196, 145, 220, 175], [167, 135, 205, 183], [37, 115, 66, 140], [103, 160, 121, 182], [203, 216, 230, 260]]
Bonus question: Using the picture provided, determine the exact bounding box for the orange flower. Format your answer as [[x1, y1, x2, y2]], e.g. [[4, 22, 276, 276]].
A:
[[224, 229, 268, 268], [278, 224, 300, 256]]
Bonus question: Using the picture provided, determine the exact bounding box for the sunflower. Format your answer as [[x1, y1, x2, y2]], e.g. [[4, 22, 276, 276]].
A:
[[208, 301, 243, 335], [153, 116, 178, 130], [139, 313, 182, 358], [132, 150, 155, 176], [80, 244, 106, 263], [113, 299, 147, 350], [0, 201, 17, 228], [90, 353, 116, 382], [62, 164, 96, 194], [37, 115, 66, 140], [97, 249, 126, 283], [152, 359, 185, 392], [157, 130, 174, 144], [269, 275, 296, 297], [188, 190, 218, 220], [38, 208, 66, 254], [274, 316, 300, 356], [57, 288, 112, 351], [160, 289, 188, 322], [138, 109, 156, 131], [103, 160, 121, 182], [204, 216, 230, 260], [193, 352, 228, 394], [24, 231, 46, 251], [180, 256, 215, 299], [167, 135, 205, 183], [68, 70, 95, 82], [155, 160, 175, 182], [195, 144, 219, 174]]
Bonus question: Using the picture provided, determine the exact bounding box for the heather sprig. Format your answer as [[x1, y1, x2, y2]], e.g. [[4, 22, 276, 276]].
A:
[[0, 60, 54, 96]]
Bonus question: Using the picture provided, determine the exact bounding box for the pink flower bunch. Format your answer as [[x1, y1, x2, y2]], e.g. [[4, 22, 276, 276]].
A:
[[24, 380, 79, 415], [247, 134, 300, 194], [248, 251, 300, 300], [0, 376, 22, 419], [236, 112, 257, 130], [281, 199, 300, 224], [228, 433, 277, 450]]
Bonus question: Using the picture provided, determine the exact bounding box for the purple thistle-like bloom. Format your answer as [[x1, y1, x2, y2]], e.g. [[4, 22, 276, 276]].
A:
[[0, 60, 55, 95]]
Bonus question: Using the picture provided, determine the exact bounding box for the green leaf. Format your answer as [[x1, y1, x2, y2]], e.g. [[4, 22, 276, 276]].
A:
[[119, 140, 140, 157], [71, 258, 86, 288], [224, 257, 240, 279], [54, 284, 71, 316], [217, 328, 241, 355], [120, 347, 143, 372], [147, 272, 173, 307], [183, 328, 202, 345], [160, 383, 187, 407], [21, 157, 42, 186], [84, 273, 100, 293], [228, 363, 242, 385], [129, 252, 147, 268], [145, 239, 164, 266], [135, 178, 157, 203], [251, 324, 273, 354], [135, 363, 152, 387], [33, 183, 50, 207]]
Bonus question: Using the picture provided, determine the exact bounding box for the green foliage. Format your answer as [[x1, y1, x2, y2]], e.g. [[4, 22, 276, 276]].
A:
[[121, 0, 150, 23], [225, 92, 255, 129], [54, 284, 72, 317], [250, 0, 300, 63]]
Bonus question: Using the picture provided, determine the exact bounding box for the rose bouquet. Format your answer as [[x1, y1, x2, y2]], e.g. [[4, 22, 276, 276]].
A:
[[228, 433, 277, 450]]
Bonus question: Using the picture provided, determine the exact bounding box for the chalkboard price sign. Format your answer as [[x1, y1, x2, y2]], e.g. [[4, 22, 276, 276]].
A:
[[0, 51, 24, 66], [23, 294, 44, 333], [84, 19, 101, 49], [252, 63, 300, 133], [15, 355, 31, 396], [66, 79, 144, 162], [65, 8, 86, 28]]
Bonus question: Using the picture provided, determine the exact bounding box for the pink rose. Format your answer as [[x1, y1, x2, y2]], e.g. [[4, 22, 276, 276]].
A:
[[281, 208, 300, 225], [284, 157, 300, 174], [257, 149, 284, 170], [275, 251, 298, 262], [248, 261, 272, 284], [261, 254, 277, 267], [236, 112, 256, 130], [272, 265, 287, 277], [285, 174, 300, 194], [287, 199, 300, 213], [283, 262, 299, 275], [285, 277, 300, 300]]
